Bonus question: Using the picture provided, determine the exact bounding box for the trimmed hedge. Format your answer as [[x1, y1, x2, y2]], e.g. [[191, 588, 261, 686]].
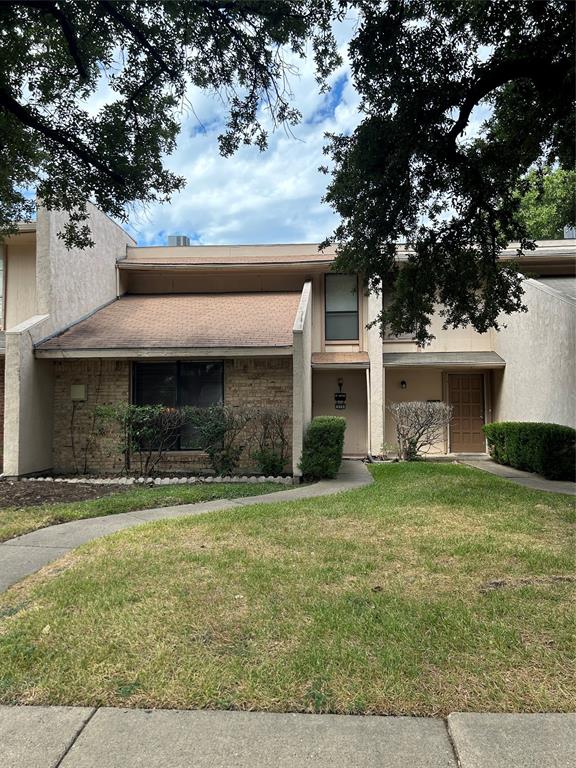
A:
[[299, 416, 347, 480], [483, 422, 575, 481]]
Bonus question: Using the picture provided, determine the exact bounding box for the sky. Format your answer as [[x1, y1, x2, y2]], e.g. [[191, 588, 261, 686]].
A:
[[122, 17, 362, 247]]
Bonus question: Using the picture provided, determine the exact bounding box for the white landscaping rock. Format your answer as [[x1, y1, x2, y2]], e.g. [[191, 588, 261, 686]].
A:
[[31, 472, 293, 487]]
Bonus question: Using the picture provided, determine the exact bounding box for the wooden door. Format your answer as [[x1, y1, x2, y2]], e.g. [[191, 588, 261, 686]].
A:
[[448, 374, 485, 453]]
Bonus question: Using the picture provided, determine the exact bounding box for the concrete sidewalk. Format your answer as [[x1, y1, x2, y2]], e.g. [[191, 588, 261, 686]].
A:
[[0, 460, 372, 593], [1, 706, 574, 768], [461, 458, 575, 495]]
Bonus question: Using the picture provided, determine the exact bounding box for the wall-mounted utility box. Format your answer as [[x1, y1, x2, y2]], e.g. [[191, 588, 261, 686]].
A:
[[70, 384, 87, 402]]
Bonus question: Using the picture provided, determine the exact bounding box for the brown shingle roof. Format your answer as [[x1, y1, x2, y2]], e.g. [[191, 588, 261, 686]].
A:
[[38, 293, 301, 351]]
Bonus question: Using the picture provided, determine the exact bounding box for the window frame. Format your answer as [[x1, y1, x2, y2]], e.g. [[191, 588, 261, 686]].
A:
[[382, 288, 416, 342], [324, 273, 360, 342], [131, 360, 224, 451]]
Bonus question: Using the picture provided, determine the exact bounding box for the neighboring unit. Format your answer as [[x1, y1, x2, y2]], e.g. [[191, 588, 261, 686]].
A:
[[1, 207, 574, 477]]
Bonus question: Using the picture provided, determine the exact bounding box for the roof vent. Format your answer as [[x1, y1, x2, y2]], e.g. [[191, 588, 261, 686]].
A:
[[168, 235, 191, 246]]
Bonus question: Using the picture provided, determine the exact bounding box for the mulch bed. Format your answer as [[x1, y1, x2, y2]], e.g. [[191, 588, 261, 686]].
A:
[[0, 480, 131, 509]]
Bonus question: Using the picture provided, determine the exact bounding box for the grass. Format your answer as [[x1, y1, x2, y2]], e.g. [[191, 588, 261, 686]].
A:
[[0, 463, 574, 715], [0, 482, 282, 542]]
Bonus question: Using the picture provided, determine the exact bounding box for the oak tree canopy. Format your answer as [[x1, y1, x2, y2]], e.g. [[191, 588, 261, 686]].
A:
[[323, 0, 575, 342], [0, 0, 342, 246], [0, 0, 574, 342]]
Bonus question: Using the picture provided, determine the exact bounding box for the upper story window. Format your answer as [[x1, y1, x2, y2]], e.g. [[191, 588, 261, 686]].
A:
[[325, 274, 359, 341], [133, 361, 223, 449], [383, 289, 415, 341]]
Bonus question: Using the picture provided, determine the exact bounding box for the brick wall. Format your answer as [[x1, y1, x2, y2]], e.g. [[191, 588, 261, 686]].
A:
[[52, 357, 293, 475], [225, 357, 293, 468], [53, 359, 130, 474]]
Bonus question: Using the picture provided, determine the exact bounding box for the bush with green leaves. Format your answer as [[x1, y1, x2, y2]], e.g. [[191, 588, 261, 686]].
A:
[[483, 422, 575, 481], [299, 416, 346, 480], [94, 404, 193, 476], [251, 407, 290, 475], [188, 405, 254, 476]]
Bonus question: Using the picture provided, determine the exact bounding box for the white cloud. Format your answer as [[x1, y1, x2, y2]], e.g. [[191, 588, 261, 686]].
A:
[[125, 19, 361, 246]]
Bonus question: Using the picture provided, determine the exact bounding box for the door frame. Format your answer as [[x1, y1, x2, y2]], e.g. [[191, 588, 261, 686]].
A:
[[312, 368, 369, 456], [444, 371, 488, 454]]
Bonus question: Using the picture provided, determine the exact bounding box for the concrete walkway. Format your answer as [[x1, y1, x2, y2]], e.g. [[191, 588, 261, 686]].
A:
[[1, 705, 574, 768], [461, 458, 576, 495], [0, 460, 372, 593]]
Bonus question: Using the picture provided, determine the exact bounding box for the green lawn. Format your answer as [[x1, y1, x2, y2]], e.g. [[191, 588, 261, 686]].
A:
[[0, 463, 574, 715], [0, 482, 282, 542]]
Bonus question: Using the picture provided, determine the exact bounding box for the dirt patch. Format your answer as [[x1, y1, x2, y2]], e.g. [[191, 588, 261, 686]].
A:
[[480, 575, 576, 593], [0, 479, 131, 509]]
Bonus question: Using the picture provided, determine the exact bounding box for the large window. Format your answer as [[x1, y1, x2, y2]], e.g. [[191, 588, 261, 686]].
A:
[[133, 361, 223, 449], [325, 274, 359, 341], [383, 289, 415, 341]]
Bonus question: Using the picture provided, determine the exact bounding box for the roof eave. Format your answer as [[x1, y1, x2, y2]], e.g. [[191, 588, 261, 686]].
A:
[[311, 362, 370, 370], [118, 260, 334, 272], [35, 345, 293, 359]]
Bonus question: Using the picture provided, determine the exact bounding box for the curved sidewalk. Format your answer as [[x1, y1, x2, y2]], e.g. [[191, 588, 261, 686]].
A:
[[0, 460, 372, 594]]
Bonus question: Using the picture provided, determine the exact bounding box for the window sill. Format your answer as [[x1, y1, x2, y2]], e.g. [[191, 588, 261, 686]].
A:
[[160, 450, 208, 456]]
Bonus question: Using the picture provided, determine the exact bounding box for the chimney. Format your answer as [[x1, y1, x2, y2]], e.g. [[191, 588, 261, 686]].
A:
[[168, 235, 191, 246]]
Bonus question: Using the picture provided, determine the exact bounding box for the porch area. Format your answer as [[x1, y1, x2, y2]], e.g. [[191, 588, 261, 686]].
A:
[[383, 351, 506, 455]]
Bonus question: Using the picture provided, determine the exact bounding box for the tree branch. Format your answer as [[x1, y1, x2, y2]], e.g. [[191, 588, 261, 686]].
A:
[[96, 0, 178, 79], [11, 0, 89, 81], [0, 86, 127, 186], [446, 54, 572, 151]]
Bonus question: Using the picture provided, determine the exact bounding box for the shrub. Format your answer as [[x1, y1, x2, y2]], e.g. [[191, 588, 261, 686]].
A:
[[94, 404, 193, 476], [251, 407, 290, 475], [299, 416, 346, 479], [483, 422, 575, 480], [189, 405, 254, 475], [388, 401, 452, 461], [252, 448, 285, 476]]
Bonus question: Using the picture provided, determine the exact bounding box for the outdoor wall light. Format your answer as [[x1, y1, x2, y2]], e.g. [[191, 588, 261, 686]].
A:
[[400, 380, 407, 390]]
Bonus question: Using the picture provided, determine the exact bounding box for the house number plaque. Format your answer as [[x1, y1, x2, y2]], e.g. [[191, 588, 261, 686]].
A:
[[334, 378, 347, 410]]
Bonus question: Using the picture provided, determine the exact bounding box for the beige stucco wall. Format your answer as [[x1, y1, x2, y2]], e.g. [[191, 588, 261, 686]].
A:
[[312, 370, 368, 455], [5, 242, 37, 329], [292, 282, 312, 476], [4, 204, 135, 475], [367, 290, 384, 454], [383, 368, 445, 453], [492, 278, 576, 427], [3, 315, 54, 475], [52, 357, 293, 475], [36, 203, 134, 331], [381, 289, 494, 354]]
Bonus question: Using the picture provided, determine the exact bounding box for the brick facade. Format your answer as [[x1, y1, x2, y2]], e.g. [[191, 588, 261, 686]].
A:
[[52, 357, 293, 475], [53, 359, 130, 474]]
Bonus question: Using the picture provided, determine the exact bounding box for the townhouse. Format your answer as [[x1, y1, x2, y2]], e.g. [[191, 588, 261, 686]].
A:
[[1, 203, 575, 477]]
